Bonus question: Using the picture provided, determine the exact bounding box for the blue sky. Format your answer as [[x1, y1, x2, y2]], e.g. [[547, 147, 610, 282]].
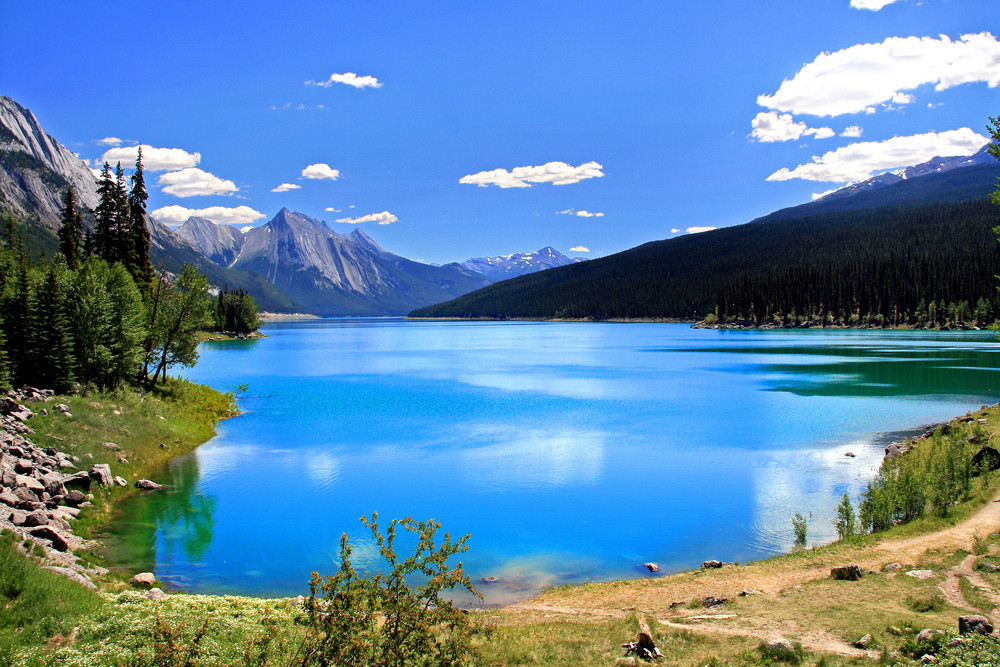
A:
[[2, 0, 997, 264]]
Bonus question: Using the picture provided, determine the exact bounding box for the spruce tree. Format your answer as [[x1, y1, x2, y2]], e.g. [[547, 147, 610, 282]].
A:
[[0, 315, 10, 392], [35, 262, 75, 392], [113, 161, 129, 263], [95, 162, 117, 262], [58, 186, 83, 269], [126, 146, 153, 289]]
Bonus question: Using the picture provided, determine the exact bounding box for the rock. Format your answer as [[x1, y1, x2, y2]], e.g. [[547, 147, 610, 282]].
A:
[[480, 576, 501, 584], [0, 488, 18, 507], [916, 629, 944, 643], [42, 566, 96, 591], [906, 569, 936, 580], [23, 509, 49, 527], [855, 634, 873, 649], [15, 475, 44, 493], [739, 588, 761, 596], [29, 525, 70, 551], [62, 471, 91, 493], [130, 572, 156, 587], [12, 486, 40, 506], [669, 601, 685, 608], [41, 471, 66, 496], [921, 654, 938, 664], [291, 595, 305, 607], [764, 639, 795, 653], [114, 476, 128, 487], [883, 562, 902, 572], [643, 562, 659, 572], [100, 442, 120, 451], [701, 596, 727, 607], [845, 451, 856, 457], [117, 457, 128, 464], [885, 443, 909, 460], [14, 458, 34, 474], [958, 615, 993, 635], [702, 560, 723, 569], [830, 565, 863, 581], [63, 489, 86, 506], [135, 479, 162, 491], [88, 464, 113, 487], [10, 509, 26, 525], [145, 587, 167, 601]]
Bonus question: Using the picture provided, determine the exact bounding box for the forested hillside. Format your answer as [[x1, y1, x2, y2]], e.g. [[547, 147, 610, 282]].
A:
[[410, 199, 1000, 326]]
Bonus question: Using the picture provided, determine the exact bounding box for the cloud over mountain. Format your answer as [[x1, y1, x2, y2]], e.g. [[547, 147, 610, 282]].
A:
[[99, 144, 201, 171], [334, 211, 397, 225], [460, 161, 604, 188], [157, 168, 237, 197], [750, 112, 834, 142], [151, 204, 266, 226]]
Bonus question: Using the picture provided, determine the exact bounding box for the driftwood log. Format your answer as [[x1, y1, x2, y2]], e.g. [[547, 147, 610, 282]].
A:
[[622, 617, 663, 660]]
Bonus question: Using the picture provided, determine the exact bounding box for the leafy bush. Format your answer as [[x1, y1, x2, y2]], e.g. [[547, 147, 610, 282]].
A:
[[301, 513, 484, 666], [791, 514, 807, 547]]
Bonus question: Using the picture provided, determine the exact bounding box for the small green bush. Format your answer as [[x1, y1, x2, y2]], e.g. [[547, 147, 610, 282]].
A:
[[906, 591, 945, 612]]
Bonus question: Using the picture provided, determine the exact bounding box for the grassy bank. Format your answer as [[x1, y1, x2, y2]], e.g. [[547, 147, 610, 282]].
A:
[[6, 398, 1000, 665]]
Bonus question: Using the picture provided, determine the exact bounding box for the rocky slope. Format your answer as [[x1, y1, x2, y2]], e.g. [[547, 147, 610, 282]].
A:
[[460, 246, 582, 282], [173, 216, 244, 267]]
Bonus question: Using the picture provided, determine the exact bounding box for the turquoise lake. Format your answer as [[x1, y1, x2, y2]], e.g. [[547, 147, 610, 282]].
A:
[[101, 320, 1000, 605]]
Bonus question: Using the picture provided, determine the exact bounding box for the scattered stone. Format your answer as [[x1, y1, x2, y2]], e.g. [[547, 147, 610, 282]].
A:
[[739, 588, 761, 596], [845, 451, 856, 457], [643, 562, 659, 572], [62, 471, 91, 493], [130, 572, 156, 588], [29, 525, 70, 551], [906, 570, 936, 580], [100, 442, 120, 451], [114, 476, 128, 487], [145, 588, 167, 601], [41, 471, 65, 496], [959, 615, 993, 636], [43, 566, 96, 591], [855, 634, 873, 649], [702, 560, 723, 569], [885, 443, 910, 460], [15, 475, 44, 493], [947, 637, 966, 647], [921, 654, 938, 664], [118, 456, 128, 464], [63, 489, 86, 507], [135, 479, 163, 491], [916, 629, 944, 643], [88, 464, 113, 487], [830, 565, 863, 581], [701, 596, 727, 607], [23, 509, 49, 527], [764, 639, 795, 654], [0, 488, 18, 507], [883, 562, 903, 572], [10, 509, 26, 525]]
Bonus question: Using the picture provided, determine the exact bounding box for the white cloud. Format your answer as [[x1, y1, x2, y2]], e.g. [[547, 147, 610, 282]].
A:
[[95, 137, 123, 147], [306, 72, 383, 89], [670, 228, 681, 233], [324, 207, 342, 212], [460, 161, 604, 188], [851, 0, 903, 9], [100, 144, 201, 171], [151, 205, 266, 227], [758, 32, 1000, 117], [271, 183, 302, 193], [812, 188, 839, 200], [766, 127, 988, 183], [750, 112, 835, 143], [334, 211, 397, 225], [157, 168, 237, 197], [569, 246, 590, 252], [301, 163, 341, 180], [841, 125, 864, 138], [556, 209, 605, 217], [686, 226, 717, 234]]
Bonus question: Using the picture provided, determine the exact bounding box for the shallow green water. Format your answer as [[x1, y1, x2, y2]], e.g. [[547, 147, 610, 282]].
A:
[[101, 321, 1000, 604]]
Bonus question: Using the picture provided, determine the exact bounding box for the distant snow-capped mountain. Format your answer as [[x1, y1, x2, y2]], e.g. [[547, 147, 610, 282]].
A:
[[460, 246, 583, 281]]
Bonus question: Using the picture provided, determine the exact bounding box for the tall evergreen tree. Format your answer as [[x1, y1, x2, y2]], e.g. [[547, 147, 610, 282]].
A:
[[126, 146, 154, 288], [35, 262, 75, 392], [989, 115, 1000, 206], [113, 161, 129, 263], [58, 186, 84, 269], [95, 162, 117, 262], [0, 314, 10, 392]]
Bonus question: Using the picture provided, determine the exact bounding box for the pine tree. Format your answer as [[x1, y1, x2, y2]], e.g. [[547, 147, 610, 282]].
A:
[[113, 161, 129, 263], [126, 146, 153, 289], [95, 162, 117, 262], [35, 262, 75, 392], [58, 186, 84, 270]]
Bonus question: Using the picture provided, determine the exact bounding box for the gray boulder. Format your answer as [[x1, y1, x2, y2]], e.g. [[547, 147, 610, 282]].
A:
[[916, 629, 944, 643], [41, 471, 65, 496], [23, 509, 49, 527], [89, 464, 113, 487], [830, 565, 863, 581], [130, 572, 156, 587], [29, 525, 69, 551], [135, 479, 163, 491], [145, 587, 167, 601], [42, 566, 96, 591], [959, 615, 993, 635]]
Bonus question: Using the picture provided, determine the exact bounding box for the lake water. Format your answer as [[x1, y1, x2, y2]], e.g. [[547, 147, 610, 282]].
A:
[[100, 320, 1000, 604]]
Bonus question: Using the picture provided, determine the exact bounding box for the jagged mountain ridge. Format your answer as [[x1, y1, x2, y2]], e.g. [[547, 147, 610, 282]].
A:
[[460, 246, 581, 281], [173, 216, 244, 267]]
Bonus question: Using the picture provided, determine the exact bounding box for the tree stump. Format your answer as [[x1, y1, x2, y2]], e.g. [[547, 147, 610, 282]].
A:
[[622, 617, 663, 660]]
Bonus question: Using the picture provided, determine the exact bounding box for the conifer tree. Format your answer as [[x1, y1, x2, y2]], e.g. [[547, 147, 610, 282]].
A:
[[83, 228, 94, 258], [35, 262, 75, 392], [988, 115, 999, 206], [95, 162, 117, 261], [58, 186, 84, 269], [126, 146, 154, 289], [0, 315, 10, 392], [113, 161, 129, 262]]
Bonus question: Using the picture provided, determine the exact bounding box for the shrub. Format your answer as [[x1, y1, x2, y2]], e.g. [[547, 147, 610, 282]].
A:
[[791, 513, 807, 547]]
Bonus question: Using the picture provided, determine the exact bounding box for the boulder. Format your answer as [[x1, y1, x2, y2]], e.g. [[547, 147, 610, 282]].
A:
[[764, 639, 795, 653], [63, 489, 86, 507], [12, 486, 40, 506], [855, 634, 873, 649], [480, 576, 501, 584], [883, 562, 903, 572], [10, 509, 26, 525], [88, 464, 113, 487], [23, 509, 49, 527], [701, 596, 727, 607], [739, 588, 761, 596], [830, 565, 863, 581], [145, 588, 167, 601], [41, 471, 66, 496], [916, 629, 944, 643], [42, 566, 96, 591], [906, 570, 936, 580], [14, 458, 34, 474], [62, 471, 91, 493], [643, 562, 659, 572], [702, 560, 723, 569], [100, 442, 120, 451], [29, 525, 70, 551], [114, 476, 128, 487], [135, 479, 162, 491], [958, 615, 993, 635], [130, 572, 156, 587], [0, 488, 18, 507]]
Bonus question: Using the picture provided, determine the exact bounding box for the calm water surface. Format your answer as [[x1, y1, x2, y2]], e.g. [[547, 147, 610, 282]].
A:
[[101, 320, 1000, 604]]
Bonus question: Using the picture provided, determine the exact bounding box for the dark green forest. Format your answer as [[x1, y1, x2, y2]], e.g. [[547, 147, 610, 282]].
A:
[[411, 199, 1000, 327]]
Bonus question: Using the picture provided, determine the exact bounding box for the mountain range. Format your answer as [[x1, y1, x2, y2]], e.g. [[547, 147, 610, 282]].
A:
[[0, 95, 582, 316]]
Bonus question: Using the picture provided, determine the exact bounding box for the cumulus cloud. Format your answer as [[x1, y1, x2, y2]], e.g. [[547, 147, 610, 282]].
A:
[[100, 144, 201, 171], [334, 211, 397, 225], [151, 205, 266, 227], [460, 161, 604, 188], [841, 125, 864, 138], [851, 0, 903, 9], [556, 209, 605, 217], [324, 207, 342, 212], [750, 111, 835, 143], [301, 163, 341, 180], [271, 183, 302, 193], [95, 137, 123, 147], [758, 32, 1000, 117], [569, 246, 590, 252], [306, 72, 383, 89], [686, 226, 717, 234], [670, 228, 681, 233], [766, 127, 988, 183], [157, 168, 238, 197]]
